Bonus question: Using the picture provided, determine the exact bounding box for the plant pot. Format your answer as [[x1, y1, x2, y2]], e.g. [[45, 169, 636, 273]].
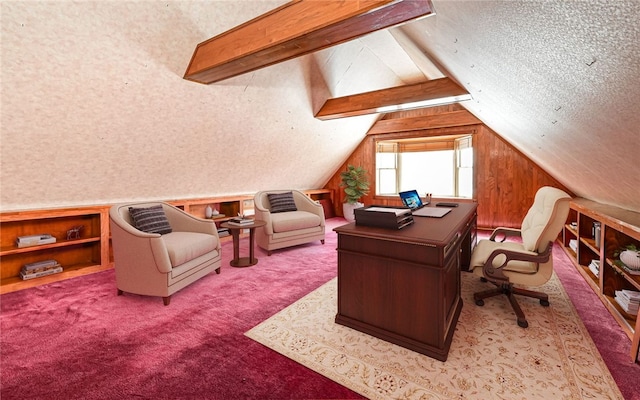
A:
[[343, 202, 363, 223], [620, 250, 640, 271]]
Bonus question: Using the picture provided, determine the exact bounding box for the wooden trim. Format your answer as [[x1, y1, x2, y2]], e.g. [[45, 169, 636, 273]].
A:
[[367, 109, 481, 134], [184, 0, 434, 84], [316, 78, 471, 120]]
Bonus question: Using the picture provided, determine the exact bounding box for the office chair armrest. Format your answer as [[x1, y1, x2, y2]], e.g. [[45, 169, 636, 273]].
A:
[[489, 227, 522, 242], [483, 241, 553, 283]]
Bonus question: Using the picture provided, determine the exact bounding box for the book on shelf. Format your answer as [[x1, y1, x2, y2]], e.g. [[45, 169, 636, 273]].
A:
[[617, 289, 640, 302], [20, 265, 63, 280], [229, 217, 253, 224], [569, 239, 578, 252], [614, 290, 640, 315], [227, 220, 254, 227], [22, 259, 59, 272], [588, 259, 600, 277], [16, 234, 56, 248]]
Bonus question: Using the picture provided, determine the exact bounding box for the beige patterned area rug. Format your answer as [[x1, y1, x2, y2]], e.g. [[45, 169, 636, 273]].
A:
[[245, 272, 623, 399]]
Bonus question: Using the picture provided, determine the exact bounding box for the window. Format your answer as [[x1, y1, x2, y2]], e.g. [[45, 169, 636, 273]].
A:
[[375, 135, 473, 198]]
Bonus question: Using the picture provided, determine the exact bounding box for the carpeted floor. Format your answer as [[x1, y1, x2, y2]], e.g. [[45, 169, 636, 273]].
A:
[[246, 272, 623, 399]]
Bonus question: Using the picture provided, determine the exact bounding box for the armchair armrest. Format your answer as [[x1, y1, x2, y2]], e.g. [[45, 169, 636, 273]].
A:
[[295, 199, 324, 223], [489, 227, 522, 242], [254, 206, 274, 235], [483, 241, 553, 283], [109, 217, 172, 274]]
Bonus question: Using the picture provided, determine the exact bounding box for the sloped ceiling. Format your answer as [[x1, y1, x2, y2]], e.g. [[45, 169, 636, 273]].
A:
[[1, 1, 639, 213], [408, 0, 640, 213]]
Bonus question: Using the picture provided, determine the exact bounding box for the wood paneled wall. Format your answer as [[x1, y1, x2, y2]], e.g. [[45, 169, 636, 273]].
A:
[[473, 124, 572, 228], [323, 106, 572, 229]]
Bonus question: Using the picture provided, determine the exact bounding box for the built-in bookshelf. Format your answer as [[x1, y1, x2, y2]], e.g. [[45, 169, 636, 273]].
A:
[[0, 189, 333, 294], [560, 198, 640, 362], [0, 206, 112, 294]]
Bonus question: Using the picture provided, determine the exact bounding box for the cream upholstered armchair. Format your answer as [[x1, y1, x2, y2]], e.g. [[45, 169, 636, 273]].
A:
[[469, 186, 571, 328], [254, 190, 325, 255], [109, 202, 221, 305]]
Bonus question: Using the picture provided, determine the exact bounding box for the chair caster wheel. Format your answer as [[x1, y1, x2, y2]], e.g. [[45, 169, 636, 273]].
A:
[[475, 299, 484, 306], [540, 299, 550, 307], [518, 319, 529, 328]]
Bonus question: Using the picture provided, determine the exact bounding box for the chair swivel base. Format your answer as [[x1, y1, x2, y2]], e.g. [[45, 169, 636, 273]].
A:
[[474, 279, 550, 328]]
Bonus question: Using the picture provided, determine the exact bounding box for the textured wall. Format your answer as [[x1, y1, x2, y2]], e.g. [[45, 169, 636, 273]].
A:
[[0, 1, 390, 211]]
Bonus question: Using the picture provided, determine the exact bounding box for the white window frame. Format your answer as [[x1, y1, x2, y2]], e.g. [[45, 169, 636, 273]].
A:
[[375, 134, 474, 198]]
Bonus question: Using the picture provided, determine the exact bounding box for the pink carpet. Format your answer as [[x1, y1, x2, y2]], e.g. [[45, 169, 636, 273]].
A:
[[1, 219, 638, 399]]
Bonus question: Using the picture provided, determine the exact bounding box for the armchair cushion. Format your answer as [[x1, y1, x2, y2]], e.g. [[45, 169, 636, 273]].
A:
[[271, 211, 322, 233], [129, 205, 172, 234], [163, 232, 218, 267], [267, 192, 298, 213]]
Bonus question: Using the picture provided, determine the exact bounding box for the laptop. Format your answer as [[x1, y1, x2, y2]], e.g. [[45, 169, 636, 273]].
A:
[[399, 190, 451, 218]]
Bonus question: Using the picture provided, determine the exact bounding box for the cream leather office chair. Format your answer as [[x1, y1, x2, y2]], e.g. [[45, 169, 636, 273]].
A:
[[110, 202, 222, 305], [469, 186, 571, 328], [254, 190, 325, 255]]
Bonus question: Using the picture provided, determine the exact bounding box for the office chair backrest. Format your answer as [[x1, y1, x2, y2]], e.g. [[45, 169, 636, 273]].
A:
[[520, 186, 571, 252]]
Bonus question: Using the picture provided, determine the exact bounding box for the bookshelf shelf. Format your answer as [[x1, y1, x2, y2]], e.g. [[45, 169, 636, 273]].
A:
[[0, 206, 110, 294], [560, 198, 640, 363]]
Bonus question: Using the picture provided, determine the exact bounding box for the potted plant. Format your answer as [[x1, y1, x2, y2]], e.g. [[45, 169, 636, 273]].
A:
[[340, 164, 369, 222], [614, 244, 640, 272]]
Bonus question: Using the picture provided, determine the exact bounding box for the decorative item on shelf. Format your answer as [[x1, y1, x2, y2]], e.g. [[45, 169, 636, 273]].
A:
[[340, 164, 369, 223], [570, 221, 577, 230], [593, 222, 601, 248], [614, 244, 640, 274], [205, 205, 213, 219], [66, 225, 84, 240], [16, 234, 56, 248]]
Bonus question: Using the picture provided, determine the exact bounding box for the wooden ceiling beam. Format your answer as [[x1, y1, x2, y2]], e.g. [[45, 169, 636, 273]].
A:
[[184, 0, 435, 84], [315, 77, 472, 120], [367, 110, 482, 135]]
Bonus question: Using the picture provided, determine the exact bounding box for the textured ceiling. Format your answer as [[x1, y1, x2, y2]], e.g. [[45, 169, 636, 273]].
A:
[[403, 0, 640, 212], [1, 1, 639, 213]]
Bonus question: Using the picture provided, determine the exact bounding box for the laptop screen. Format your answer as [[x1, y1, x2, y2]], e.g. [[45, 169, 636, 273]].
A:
[[399, 190, 423, 209]]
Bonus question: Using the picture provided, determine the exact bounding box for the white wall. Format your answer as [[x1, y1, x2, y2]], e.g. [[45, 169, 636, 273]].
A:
[[0, 1, 391, 211]]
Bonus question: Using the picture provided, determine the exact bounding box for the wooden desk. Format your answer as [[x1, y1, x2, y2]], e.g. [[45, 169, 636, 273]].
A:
[[334, 203, 477, 361]]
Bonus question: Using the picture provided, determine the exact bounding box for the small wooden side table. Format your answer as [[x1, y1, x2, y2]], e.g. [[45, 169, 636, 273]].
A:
[[220, 220, 266, 267]]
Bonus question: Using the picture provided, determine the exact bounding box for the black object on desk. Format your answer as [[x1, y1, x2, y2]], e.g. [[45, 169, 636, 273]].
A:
[[436, 202, 459, 207], [354, 206, 414, 229]]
